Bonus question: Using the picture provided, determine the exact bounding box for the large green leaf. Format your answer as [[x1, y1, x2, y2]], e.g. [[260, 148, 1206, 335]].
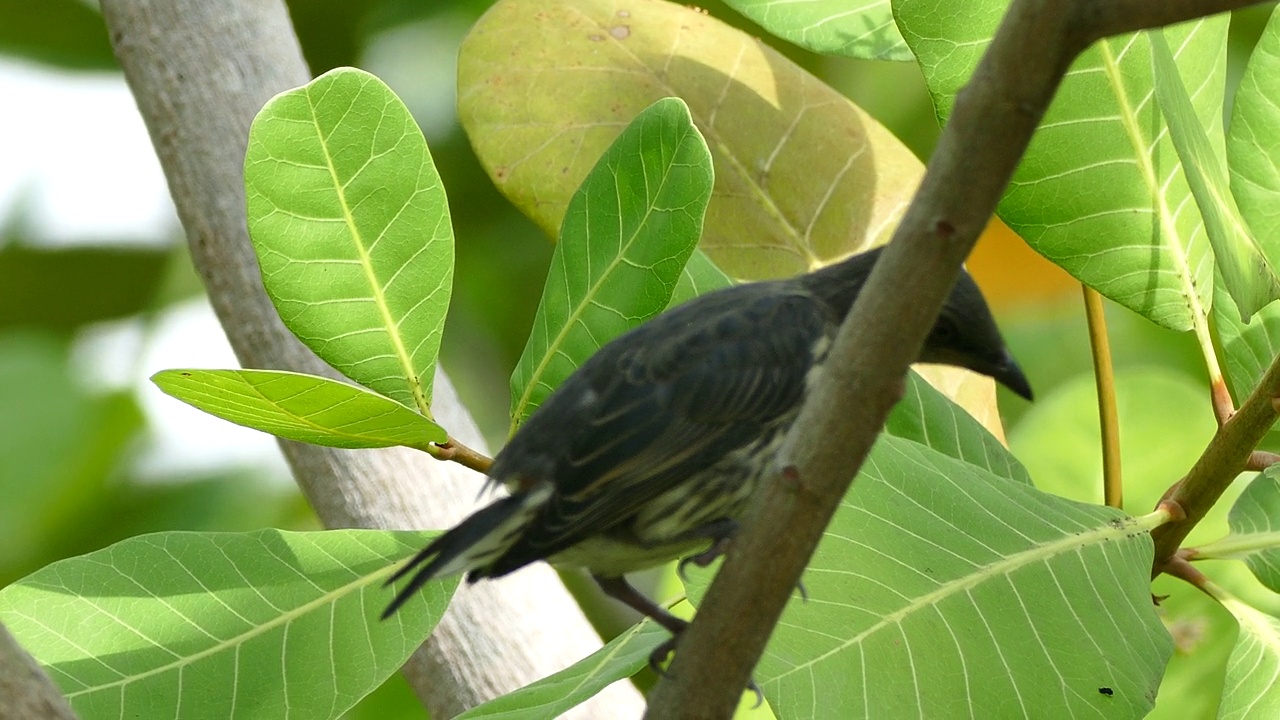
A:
[[1009, 368, 1216, 511], [456, 619, 667, 719], [245, 67, 453, 416], [1228, 6, 1280, 278], [1151, 31, 1280, 321], [509, 97, 713, 427], [897, 4, 1227, 332], [0, 529, 452, 720], [722, 0, 911, 62], [152, 369, 445, 450], [458, 0, 925, 281], [681, 435, 1171, 717], [1217, 593, 1280, 720]]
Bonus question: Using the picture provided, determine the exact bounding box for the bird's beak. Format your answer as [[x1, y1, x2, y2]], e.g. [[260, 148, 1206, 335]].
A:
[[992, 350, 1033, 401]]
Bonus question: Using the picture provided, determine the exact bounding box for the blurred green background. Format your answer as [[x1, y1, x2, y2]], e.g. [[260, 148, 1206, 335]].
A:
[[2, 1, 1277, 717]]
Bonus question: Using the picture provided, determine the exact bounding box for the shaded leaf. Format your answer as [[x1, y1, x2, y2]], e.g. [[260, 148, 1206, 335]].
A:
[[668, 249, 734, 309], [723, 0, 911, 62], [245, 67, 453, 415], [886, 370, 1030, 483], [458, 0, 924, 281], [1009, 368, 1215, 511], [1228, 6, 1280, 282], [0, 529, 453, 720], [456, 619, 667, 719], [0, 245, 170, 331], [509, 97, 712, 427], [1151, 30, 1280, 321], [0, 0, 116, 70], [898, 4, 1227, 331], [683, 436, 1172, 718], [1217, 594, 1280, 720], [152, 369, 445, 450]]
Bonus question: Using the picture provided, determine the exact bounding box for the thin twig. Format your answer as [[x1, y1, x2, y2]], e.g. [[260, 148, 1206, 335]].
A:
[[1083, 285, 1122, 508], [431, 436, 494, 474], [644, 1, 1269, 716]]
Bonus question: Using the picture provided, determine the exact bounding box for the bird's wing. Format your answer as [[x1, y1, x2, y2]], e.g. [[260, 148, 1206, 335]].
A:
[[482, 287, 831, 576]]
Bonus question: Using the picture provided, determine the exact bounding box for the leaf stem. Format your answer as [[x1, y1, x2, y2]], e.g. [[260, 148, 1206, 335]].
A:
[[1189, 528, 1280, 561], [1083, 285, 1122, 508]]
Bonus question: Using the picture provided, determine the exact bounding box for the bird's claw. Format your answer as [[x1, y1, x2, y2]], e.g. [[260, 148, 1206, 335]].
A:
[[677, 536, 732, 581], [648, 630, 766, 708]]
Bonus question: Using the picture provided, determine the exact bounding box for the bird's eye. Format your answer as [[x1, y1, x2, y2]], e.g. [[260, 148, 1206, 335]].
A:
[[932, 320, 957, 344]]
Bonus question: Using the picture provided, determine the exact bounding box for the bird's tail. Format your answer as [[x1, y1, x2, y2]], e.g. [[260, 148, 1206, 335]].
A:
[[382, 485, 550, 618]]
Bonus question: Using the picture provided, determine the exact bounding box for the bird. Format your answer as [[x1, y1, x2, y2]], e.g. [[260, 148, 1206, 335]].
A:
[[382, 244, 1032, 669]]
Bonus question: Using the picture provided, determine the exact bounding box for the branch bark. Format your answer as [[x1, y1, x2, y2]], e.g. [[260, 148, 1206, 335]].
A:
[[98, 1, 642, 716], [645, 0, 1264, 716], [0, 622, 77, 720]]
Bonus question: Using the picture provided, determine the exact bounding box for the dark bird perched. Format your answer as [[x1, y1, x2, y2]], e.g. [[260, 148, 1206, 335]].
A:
[[383, 244, 1032, 667]]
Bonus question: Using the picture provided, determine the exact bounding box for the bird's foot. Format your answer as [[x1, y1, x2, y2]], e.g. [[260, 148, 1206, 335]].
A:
[[677, 535, 732, 581], [647, 628, 765, 708]]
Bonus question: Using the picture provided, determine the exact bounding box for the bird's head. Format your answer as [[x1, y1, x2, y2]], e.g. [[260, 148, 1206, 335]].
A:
[[921, 271, 1033, 401]]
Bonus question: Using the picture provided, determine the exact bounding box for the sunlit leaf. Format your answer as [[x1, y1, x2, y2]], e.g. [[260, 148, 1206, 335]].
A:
[[668, 250, 734, 309], [245, 67, 453, 416], [0, 529, 453, 720], [509, 97, 713, 427], [723, 0, 911, 61], [152, 369, 445, 450], [898, 4, 1227, 331]]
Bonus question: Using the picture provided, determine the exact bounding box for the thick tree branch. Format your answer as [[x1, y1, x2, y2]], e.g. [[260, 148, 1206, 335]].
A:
[[645, 0, 1263, 716], [98, 1, 641, 716], [0, 622, 77, 720]]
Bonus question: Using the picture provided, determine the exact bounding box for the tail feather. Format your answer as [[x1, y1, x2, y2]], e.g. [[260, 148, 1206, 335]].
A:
[[382, 486, 550, 618]]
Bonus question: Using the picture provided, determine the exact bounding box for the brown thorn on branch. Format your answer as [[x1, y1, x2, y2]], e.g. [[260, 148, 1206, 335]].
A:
[[1246, 451, 1280, 472], [431, 437, 494, 474]]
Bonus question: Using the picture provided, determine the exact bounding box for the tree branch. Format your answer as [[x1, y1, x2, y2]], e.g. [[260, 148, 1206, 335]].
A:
[[98, 1, 641, 716], [1151, 350, 1280, 570], [0, 622, 77, 720], [645, 0, 1263, 716]]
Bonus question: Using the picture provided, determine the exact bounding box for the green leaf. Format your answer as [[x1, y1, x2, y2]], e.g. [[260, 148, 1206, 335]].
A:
[[1151, 30, 1280, 321], [0, 0, 116, 70], [0, 529, 453, 720], [456, 619, 667, 719], [1229, 6, 1280, 282], [509, 97, 713, 428], [0, 333, 144, 577], [244, 67, 453, 416], [1009, 368, 1216, 511], [458, 0, 926, 281], [1197, 471, 1280, 592], [685, 435, 1171, 717], [1217, 594, 1280, 719], [897, 4, 1227, 331], [0, 245, 171, 332], [722, 0, 911, 62], [886, 371, 1030, 483], [151, 369, 446, 450], [668, 249, 734, 309]]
